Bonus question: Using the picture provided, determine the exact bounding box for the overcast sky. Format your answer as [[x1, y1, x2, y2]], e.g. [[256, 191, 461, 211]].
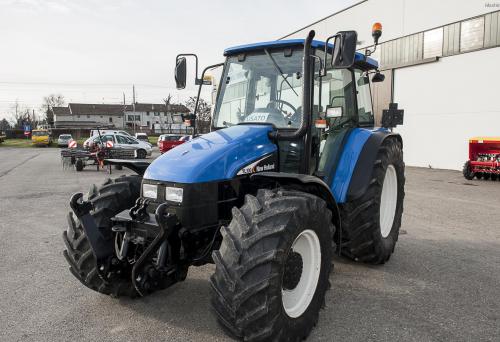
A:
[[0, 0, 357, 121]]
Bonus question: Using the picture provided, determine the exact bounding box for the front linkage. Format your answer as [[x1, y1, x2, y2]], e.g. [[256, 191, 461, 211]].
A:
[[69, 193, 184, 296]]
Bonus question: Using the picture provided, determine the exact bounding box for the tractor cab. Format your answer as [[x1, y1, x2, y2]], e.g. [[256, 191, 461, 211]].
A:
[[211, 38, 380, 178]]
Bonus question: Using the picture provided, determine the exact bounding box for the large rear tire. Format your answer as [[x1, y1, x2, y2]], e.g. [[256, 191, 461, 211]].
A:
[[339, 137, 405, 264], [210, 189, 334, 342], [62, 175, 141, 297]]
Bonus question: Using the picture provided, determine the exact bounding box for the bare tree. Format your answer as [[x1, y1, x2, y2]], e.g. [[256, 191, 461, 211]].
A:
[[185, 96, 212, 133], [0, 118, 11, 131], [41, 94, 65, 126]]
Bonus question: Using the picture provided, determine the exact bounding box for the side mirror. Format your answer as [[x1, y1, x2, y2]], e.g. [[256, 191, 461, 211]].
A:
[[372, 72, 385, 83], [330, 31, 358, 69], [175, 57, 187, 89]]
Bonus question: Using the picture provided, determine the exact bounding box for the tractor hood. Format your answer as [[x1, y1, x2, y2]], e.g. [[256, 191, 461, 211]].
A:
[[144, 125, 277, 183]]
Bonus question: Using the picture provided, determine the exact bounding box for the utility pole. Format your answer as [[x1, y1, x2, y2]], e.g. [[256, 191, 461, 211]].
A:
[[123, 92, 126, 129], [132, 85, 137, 133]]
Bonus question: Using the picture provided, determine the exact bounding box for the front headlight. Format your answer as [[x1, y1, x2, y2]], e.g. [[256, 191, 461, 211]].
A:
[[143, 184, 157, 199], [165, 187, 183, 203]]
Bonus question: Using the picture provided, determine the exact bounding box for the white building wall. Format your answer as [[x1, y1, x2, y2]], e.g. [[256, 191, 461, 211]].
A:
[[284, 0, 499, 170], [394, 47, 500, 170], [55, 114, 124, 128], [285, 0, 492, 49]]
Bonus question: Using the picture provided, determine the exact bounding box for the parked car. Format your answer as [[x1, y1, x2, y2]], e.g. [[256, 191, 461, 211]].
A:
[[135, 132, 149, 143], [57, 134, 73, 147], [179, 135, 193, 142], [31, 129, 52, 146], [84, 133, 152, 159], [90, 129, 132, 137], [158, 134, 184, 154]]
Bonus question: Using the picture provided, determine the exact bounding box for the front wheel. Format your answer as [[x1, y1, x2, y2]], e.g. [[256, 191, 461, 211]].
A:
[[136, 149, 147, 159], [210, 189, 334, 342]]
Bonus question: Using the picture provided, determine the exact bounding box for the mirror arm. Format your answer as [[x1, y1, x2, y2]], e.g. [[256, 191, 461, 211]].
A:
[[192, 62, 224, 136], [324, 33, 341, 67]]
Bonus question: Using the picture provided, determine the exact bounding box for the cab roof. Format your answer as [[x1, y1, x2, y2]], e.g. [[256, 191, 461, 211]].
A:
[[224, 39, 378, 70]]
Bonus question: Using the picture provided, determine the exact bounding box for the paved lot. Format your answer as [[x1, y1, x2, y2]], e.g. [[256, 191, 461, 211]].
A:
[[0, 147, 499, 342]]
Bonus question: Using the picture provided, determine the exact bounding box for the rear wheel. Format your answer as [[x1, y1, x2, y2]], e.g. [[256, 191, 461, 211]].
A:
[[463, 161, 475, 180], [75, 159, 84, 172], [211, 189, 334, 342], [339, 138, 405, 264], [483, 172, 491, 180], [62, 175, 141, 297], [475, 172, 483, 180]]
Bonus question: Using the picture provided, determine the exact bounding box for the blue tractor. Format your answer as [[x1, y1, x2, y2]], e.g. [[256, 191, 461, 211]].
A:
[[63, 25, 405, 341]]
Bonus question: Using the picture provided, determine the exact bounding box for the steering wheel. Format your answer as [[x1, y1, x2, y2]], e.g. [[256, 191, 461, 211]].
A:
[[330, 96, 345, 106], [268, 99, 299, 121]]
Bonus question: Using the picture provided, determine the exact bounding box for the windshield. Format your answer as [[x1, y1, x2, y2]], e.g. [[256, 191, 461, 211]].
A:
[[33, 131, 49, 136], [213, 48, 303, 129]]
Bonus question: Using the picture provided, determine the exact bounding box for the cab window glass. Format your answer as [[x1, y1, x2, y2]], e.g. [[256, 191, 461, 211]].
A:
[[354, 69, 374, 126]]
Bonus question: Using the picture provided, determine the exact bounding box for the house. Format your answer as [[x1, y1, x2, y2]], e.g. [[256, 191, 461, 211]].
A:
[[52, 102, 191, 133], [53, 104, 125, 129], [123, 103, 190, 132]]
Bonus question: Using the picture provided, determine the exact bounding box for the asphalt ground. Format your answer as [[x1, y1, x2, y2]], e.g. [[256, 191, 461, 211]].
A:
[[0, 147, 499, 342]]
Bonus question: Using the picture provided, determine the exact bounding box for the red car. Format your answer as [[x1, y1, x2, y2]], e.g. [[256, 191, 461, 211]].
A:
[[158, 134, 185, 154]]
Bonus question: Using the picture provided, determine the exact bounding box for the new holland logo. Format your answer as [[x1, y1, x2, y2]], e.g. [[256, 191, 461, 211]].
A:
[[237, 155, 276, 175]]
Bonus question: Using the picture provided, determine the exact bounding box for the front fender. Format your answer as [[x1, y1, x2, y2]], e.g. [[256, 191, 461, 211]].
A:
[[250, 172, 341, 233]]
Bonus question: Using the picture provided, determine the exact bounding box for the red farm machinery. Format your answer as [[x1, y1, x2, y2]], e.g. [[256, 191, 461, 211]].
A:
[[463, 137, 500, 181]]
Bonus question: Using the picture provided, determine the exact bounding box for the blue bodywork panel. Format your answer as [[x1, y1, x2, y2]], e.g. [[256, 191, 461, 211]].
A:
[[224, 39, 378, 70], [144, 125, 277, 183], [330, 127, 390, 203]]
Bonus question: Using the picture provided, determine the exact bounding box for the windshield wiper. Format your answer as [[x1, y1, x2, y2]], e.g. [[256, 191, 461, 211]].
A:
[[264, 49, 298, 97]]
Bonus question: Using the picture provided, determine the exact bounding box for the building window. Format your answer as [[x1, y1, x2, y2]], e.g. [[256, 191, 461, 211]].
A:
[[135, 115, 140, 121], [146, 121, 150, 126], [423, 27, 443, 59], [484, 11, 500, 48], [109, 117, 113, 123], [443, 22, 460, 56], [87, 115, 90, 119], [77, 115, 80, 118], [461, 17, 485, 52], [127, 115, 134, 121], [100, 115, 103, 118], [146, 111, 150, 116]]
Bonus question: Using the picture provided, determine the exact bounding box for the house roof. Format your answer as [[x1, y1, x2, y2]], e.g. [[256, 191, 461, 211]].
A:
[[69, 103, 125, 116], [51, 106, 70, 115]]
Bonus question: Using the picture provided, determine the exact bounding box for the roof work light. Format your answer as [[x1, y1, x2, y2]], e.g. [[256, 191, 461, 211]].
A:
[[372, 22, 382, 45]]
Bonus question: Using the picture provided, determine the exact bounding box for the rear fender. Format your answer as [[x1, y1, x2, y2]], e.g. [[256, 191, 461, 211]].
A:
[[250, 172, 341, 233], [346, 130, 402, 202]]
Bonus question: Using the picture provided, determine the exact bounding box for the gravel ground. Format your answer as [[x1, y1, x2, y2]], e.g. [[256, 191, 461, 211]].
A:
[[0, 147, 499, 342]]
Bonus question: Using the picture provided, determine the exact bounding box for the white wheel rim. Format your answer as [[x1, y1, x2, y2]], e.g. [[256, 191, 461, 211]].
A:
[[282, 229, 321, 318], [380, 164, 398, 238]]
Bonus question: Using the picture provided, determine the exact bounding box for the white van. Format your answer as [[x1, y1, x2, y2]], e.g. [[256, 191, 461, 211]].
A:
[[90, 129, 132, 137]]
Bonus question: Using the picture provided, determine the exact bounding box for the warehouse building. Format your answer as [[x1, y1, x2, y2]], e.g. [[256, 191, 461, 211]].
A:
[[282, 0, 500, 170]]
